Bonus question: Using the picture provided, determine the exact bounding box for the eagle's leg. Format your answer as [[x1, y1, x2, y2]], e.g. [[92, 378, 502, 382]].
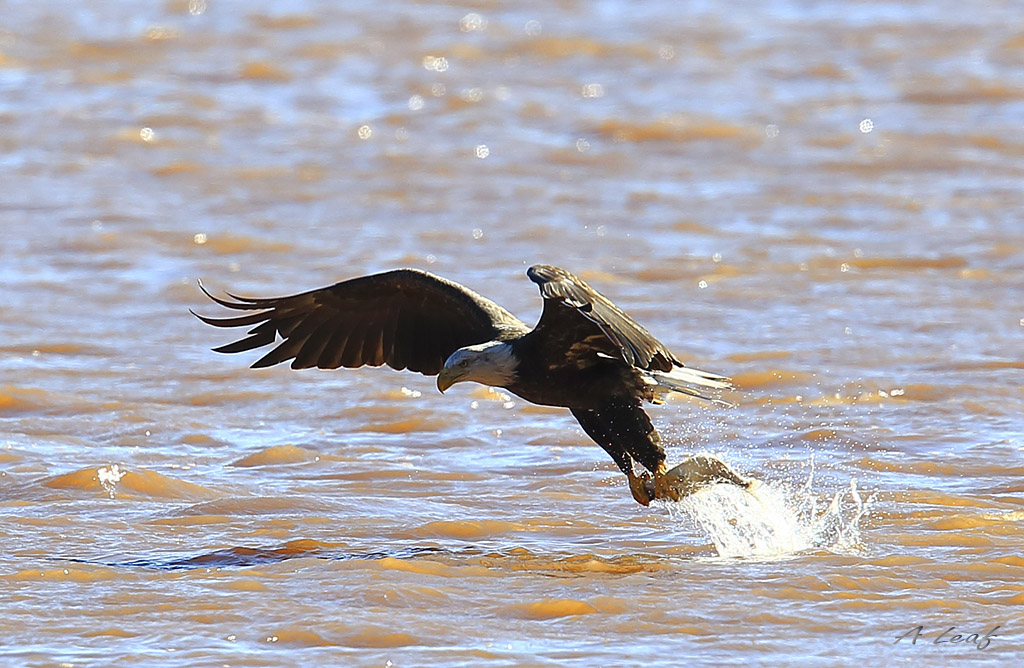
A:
[[626, 469, 652, 506], [571, 406, 654, 506]]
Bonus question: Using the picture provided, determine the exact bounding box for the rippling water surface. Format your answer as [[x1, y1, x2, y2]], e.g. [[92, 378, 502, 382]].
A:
[[2, 0, 1023, 666]]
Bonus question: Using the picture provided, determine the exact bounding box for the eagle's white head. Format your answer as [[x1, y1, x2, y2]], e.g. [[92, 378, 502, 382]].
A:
[[436, 341, 518, 393]]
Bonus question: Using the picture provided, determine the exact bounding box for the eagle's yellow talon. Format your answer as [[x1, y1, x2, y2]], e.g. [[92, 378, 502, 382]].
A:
[[627, 471, 652, 506]]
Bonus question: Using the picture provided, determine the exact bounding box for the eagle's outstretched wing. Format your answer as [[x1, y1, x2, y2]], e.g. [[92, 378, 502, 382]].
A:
[[194, 269, 528, 375], [526, 264, 681, 372]]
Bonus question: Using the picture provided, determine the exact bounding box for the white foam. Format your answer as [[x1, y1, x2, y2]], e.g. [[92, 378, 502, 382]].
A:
[[666, 467, 872, 559], [97, 464, 126, 499]]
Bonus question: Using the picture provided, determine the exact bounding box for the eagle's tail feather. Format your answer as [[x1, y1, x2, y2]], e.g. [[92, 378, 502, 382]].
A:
[[646, 365, 733, 406]]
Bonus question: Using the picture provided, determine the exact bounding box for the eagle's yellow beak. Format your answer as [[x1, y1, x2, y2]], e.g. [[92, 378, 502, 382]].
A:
[[436, 366, 463, 393]]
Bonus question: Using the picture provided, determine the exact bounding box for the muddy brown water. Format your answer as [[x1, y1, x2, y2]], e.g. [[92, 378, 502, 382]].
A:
[[2, 1, 1023, 666]]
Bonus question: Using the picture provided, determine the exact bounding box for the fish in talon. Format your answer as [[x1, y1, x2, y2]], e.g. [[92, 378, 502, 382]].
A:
[[643, 455, 752, 501]]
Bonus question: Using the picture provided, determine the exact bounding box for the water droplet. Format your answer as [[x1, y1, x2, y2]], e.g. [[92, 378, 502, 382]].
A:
[[188, 0, 207, 16], [712, 252, 722, 262], [459, 13, 486, 32], [575, 138, 590, 152], [658, 45, 674, 60], [422, 55, 448, 72], [395, 127, 408, 141], [357, 125, 372, 140], [193, 233, 207, 244], [472, 228, 484, 239], [431, 83, 446, 97], [408, 95, 424, 111], [765, 124, 779, 138], [698, 280, 708, 289], [859, 118, 874, 133], [145, 25, 178, 41], [474, 144, 489, 159], [581, 83, 604, 98], [524, 20, 542, 36], [139, 127, 155, 142]]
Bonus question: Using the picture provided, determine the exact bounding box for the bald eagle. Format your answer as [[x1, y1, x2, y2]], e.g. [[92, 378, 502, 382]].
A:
[[195, 265, 747, 505]]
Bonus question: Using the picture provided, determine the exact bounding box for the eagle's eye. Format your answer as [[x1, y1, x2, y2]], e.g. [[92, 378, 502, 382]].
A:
[[458, 360, 469, 368]]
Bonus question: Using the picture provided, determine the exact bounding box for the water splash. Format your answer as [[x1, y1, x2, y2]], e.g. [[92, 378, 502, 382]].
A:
[[666, 464, 873, 558], [97, 464, 126, 499]]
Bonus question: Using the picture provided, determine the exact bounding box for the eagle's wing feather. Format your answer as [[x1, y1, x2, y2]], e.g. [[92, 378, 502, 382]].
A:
[[194, 269, 528, 375], [526, 264, 679, 372]]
